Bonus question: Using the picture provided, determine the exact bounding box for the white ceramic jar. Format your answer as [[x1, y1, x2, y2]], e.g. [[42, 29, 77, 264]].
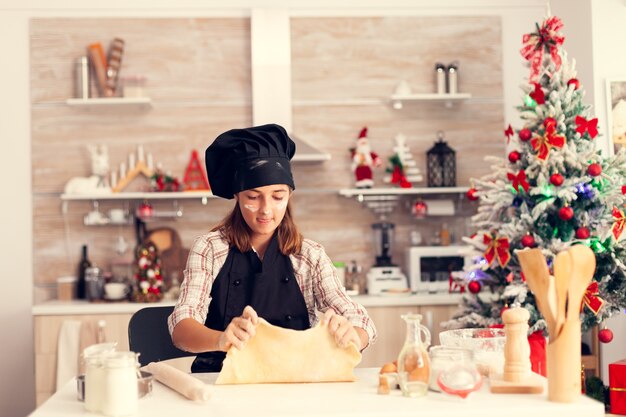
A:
[[101, 351, 139, 417]]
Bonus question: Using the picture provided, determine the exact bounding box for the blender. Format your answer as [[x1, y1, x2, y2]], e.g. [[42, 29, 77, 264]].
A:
[[367, 220, 410, 294]]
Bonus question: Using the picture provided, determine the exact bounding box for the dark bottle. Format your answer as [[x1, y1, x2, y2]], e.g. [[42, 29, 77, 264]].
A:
[[77, 245, 92, 299]]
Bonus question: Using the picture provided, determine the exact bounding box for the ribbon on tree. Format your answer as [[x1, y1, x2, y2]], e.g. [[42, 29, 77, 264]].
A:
[[529, 83, 545, 105], [531, 117, 566, 160], [507, 169, 530, 193], [520, 16, 565, 83], [582, 281, 605, 315], [483, 233, 511, 268], [575, 116, 599, 139], [504, 124, 514, 144], [612, 206, 626, 240]]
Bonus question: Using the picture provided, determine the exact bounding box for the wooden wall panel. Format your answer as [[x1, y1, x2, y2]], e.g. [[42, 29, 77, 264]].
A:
[[30, 16, 503, 304], [30, 18, 251, 103]]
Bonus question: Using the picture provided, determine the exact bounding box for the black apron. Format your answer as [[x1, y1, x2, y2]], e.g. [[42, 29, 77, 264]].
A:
[[191, 233, 310, 373]]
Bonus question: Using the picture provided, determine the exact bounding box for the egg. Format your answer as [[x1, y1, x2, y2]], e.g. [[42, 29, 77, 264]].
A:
[[379, 362, 397, 374]]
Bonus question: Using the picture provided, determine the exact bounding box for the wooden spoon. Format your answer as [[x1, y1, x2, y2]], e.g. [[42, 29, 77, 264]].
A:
[[517, 248, 557, 336], [566, 245, 596, 322], [553, 251, 572, 337]]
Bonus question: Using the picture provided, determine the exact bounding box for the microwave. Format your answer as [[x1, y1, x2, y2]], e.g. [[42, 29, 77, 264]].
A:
[[405, 245, 472, 293]]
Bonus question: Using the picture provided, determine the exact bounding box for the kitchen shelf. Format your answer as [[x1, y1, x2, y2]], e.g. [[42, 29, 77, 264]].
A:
[[61, 191, 215, 201], [391, 93, 471, 109], [65, 97, 152, 107], [338, 186, 470, 198]]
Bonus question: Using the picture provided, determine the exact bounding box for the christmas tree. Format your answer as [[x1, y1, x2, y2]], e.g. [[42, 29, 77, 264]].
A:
[[133, 241, 164, 302], [384, 133, 423, 187], [445, 15, 626, 336]]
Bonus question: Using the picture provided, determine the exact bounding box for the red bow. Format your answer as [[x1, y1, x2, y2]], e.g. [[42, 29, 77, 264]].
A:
[[520, 16, 565, 82], [612, 206, 626, 240], [504, 124, 514, 143], [575, 116, 598, 139], [483, 233, 511, 268], [531, 120, 565, 160], [583, 281, 604, 315], [529, 83, 545, 105], [390, 166, 411, 188], [507, 169, 530, 193]]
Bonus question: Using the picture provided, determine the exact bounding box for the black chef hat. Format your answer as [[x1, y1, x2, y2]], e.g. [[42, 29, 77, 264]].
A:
[[205, 124, 296, 199]]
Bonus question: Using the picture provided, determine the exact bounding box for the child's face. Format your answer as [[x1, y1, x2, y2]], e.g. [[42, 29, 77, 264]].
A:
[[236, 184, 290, 238]]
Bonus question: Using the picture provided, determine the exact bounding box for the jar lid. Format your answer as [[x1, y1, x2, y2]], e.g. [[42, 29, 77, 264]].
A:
[[104, 351, 139, 368]]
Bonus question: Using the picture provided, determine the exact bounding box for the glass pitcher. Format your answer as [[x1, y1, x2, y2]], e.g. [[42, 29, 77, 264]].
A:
[[397, 313, 431, 397]]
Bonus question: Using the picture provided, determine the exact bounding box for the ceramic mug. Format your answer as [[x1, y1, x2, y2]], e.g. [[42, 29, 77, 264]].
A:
[[104, 282, 129, 300]]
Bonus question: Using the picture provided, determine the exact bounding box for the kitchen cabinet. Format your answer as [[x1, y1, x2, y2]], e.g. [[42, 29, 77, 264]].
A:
[[34, 312, 132, 406]]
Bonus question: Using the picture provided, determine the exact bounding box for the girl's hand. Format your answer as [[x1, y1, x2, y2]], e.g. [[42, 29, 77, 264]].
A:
[[218, 305, 259, 351], [322, 309, 362, 351]]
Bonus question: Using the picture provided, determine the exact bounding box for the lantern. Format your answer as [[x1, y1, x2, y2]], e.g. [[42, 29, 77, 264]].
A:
[[426, 131, 456, 187]]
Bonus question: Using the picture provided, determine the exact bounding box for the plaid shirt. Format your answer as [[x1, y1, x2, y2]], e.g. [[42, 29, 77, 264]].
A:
[[168, 231, 377, 347]]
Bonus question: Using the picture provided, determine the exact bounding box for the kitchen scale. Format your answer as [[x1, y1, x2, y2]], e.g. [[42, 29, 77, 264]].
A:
[[367, 220, 410, 295]]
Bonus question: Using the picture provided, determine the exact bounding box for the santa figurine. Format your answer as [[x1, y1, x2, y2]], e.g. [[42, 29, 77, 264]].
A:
[[350, 127, 382, 188]]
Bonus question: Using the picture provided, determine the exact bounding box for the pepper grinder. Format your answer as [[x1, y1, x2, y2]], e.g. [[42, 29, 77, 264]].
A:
[[490, 306, 544, 393], [446, 62, 459, 94]]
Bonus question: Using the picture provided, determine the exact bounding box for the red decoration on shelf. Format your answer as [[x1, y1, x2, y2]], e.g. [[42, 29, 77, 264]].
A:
[[412, 200, 428, 219], [468, 280, 482, 294], [576, 227, 590, 239], [507, 169, 530, 193], [483, 233, 511, 267], [583, 281, 605, 315], [521, 234, 535, 248], [567, 78, 580, 90], [137, 202, 154, 219], [550, 173, 564, 186], [466, 188, 479, 201], [519, 128, 532, 142], [575, 116, 599, 139], [598, 328, 614, 344], [529, 82, 546, 104], [504, 124, 514, 144], [531, 117, 566, 160], [587, 163, 602, 177], [609, 360, 626, 414], [558, 206, 574, 221], [508, 151, 521, 163], [183, 150, 210, 191]]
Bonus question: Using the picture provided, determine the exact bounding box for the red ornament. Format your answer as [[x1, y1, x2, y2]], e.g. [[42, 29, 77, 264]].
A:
[[137, 202, 154, 218], [466, 188, 479, 201], [576, 227, 590, 239], [567, 78, 580, 90], [412, 200, 428, 219], [622, 185, 626, 194], [550, 173, 564, 186], [558, 206, 574, 221], [519, 128, 532, 142], [468, 280, 482, 294], [521, 234, 535, 248], [508, 151, 521, 163], [587, 163, 602, 177], [598, 328, 614, 344]]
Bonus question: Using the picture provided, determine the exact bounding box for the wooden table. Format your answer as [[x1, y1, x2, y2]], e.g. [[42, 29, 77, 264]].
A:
[[28, 368, 605, 417]]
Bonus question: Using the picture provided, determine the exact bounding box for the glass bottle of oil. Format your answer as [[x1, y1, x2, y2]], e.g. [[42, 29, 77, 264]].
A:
[[397, 313, 431, 397]]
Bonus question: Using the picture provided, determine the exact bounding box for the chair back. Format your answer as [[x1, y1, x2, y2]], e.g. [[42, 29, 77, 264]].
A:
[[128, 306, 196, 366]]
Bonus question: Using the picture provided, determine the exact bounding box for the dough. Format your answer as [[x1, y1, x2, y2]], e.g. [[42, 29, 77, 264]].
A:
[[215, 319, 362, 384]]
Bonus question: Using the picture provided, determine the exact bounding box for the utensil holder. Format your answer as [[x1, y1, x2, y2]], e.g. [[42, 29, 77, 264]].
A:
[[546, 319, 581, 402]]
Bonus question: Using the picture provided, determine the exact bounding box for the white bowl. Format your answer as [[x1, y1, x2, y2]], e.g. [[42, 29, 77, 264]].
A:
[[439, 328, 506, 376]]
